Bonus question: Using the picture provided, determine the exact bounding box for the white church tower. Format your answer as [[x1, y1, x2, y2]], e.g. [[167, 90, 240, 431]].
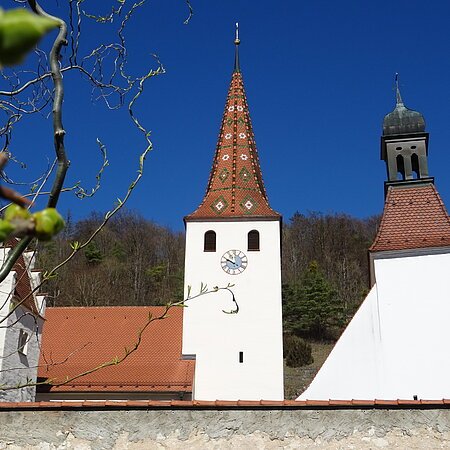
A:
[[182, 27, 284, 401], [299, 77, 450, 401]]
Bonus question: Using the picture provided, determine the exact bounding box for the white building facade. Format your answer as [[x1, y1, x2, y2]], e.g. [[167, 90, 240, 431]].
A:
[[0, 245, 46, 402], [299, 83, 450, 401]]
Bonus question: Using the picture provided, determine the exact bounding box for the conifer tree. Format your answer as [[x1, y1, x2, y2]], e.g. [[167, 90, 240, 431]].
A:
[[283, 261, 344, 340]]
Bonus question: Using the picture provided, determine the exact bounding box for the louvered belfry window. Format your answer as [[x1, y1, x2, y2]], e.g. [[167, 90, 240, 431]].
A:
[[204, 230, 216, 252], [248, 230, 260, 251]]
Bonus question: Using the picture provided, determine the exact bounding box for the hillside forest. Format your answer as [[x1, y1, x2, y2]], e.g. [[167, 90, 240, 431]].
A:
[[38, 210, 379, 346]]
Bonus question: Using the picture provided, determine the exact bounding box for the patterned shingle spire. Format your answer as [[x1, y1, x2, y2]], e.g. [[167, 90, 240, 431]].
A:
[[186, 31, 279, 220]]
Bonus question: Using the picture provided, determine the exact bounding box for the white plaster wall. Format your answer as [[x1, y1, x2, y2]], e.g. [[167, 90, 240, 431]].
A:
[[0, 246, 14, 370], [0, 305, 44, 401], [0, 247, 45, 401], [298, 286, 381, 400], [183, 220, 284, 400], [299, 251, 450, 400]]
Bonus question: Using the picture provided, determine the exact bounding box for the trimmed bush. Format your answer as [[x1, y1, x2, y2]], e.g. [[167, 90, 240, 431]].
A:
[[283, 334, 313, 367]]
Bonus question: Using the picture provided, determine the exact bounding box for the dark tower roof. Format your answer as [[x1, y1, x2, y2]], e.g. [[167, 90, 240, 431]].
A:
[[382, 75, 426, 136]]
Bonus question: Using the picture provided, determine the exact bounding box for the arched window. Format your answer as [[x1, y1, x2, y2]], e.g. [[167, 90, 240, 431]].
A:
[[204, 230, 216, 252], [411, 153, 420, 179], [248, 230, 260, 251], [396, 155, 405, 180]]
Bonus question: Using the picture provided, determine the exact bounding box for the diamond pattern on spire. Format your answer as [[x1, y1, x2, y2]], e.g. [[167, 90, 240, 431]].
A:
[[211, 195, 228, 215], [240, 195, 258, 214], [239, 167, 251, 183], [218, 168, 230, 183]]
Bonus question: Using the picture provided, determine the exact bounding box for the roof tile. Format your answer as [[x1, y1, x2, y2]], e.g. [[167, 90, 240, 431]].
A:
[[37, 306, 194, 393], [370, 183, 450, 252]]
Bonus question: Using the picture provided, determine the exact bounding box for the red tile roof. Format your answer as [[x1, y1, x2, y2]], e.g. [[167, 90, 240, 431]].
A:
[[37, 307, 194, 393], [0, 399, 449, 409], [13, 254, 40, 316], [370, 183, 450, 252], [2, 239, 41, 316], [186, 71, 280, 220]]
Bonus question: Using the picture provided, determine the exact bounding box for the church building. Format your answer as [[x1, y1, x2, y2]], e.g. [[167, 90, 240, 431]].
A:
[[182, 27, 284, 401], [33, 29, 284, 403], [10, 31, 450, 404], [299, 80, 450, 400]]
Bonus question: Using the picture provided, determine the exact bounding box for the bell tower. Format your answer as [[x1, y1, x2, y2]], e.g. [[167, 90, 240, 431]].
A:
[[381, 75, 432, 187], [182, 25, 284, 401], [298, 77, 450, 401]]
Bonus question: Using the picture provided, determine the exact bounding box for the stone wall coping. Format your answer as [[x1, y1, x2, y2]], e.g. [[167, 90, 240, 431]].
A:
[[0, 399, 449, 410]]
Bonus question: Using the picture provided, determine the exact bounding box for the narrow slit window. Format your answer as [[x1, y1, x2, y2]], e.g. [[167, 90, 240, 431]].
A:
[[204, 230, 216, 252], [239, 351, 244, 363], [411, 153, 420, 179], [18, 329, 29, 356], [247, 230, 260, 251], [396, 155, 405, 180]]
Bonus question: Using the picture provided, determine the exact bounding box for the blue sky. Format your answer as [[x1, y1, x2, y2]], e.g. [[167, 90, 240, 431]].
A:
[[5, 0, 450, 231]]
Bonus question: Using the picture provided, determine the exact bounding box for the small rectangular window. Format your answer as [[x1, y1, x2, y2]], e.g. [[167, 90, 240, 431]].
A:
[[18, 329, 29, 356], [239, 351, 244, 363]]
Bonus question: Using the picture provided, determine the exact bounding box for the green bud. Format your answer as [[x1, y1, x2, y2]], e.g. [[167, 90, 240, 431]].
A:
[[4, 204, 31, 222], [33, 208, 65, 241], [0, 8, 59, 67]]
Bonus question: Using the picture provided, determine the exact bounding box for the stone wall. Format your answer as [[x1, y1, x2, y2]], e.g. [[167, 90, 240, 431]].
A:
[[1, 406, 450, 449]]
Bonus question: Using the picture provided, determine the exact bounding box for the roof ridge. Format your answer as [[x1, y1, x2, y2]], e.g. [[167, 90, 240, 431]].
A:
[[430, 183, 450, 227], [46, 305, 171, 310], [369, 186, 393, 251]]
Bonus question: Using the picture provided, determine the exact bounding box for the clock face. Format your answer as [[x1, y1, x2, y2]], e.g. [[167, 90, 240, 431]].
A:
[[221, 249, 248, 275]]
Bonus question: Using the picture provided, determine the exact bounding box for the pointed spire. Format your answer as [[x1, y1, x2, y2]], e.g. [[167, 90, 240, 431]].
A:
[[186, 36, 279, 220], [395, 73, 404, 106], [234, 22, 240, 73]]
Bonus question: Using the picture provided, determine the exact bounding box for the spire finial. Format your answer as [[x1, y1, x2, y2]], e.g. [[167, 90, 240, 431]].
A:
[[234, 22, 240, 73], [235, 22, 240, 45], [395, 73, 404, 106]]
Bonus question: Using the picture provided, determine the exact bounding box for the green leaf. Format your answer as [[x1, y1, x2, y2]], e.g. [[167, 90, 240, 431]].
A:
[[0, 8, 59, 67], [70, 241, 80, 250]]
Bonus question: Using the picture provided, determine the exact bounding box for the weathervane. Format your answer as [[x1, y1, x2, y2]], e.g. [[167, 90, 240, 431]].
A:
[[394, 72, 403, 106]]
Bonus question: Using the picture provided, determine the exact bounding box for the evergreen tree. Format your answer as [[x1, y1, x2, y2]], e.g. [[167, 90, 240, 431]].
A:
[[283, 261, 344, 340]]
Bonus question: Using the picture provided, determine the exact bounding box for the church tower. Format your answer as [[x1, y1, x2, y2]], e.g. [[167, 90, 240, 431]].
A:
[[298, 78, 450, 401], [182, 27, 284, 401], [381, 75, 431, 187]]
